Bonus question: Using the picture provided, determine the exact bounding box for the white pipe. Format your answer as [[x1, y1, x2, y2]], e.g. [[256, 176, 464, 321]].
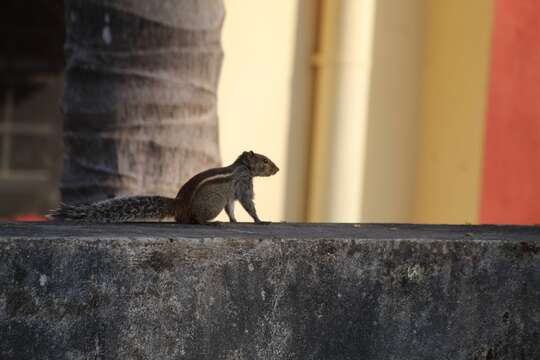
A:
[[326, 0, 375, 222]]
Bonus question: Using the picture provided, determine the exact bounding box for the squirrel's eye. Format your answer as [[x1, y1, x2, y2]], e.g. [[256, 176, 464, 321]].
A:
[[264, 159, 268, 164]]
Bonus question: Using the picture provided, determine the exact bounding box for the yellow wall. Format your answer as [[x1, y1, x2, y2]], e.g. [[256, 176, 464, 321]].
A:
[[307, 0, 376, 222], [307, 0, 425, 223], [414, 0, 493, 224], [306, 0, 494, 223], [360, 0, 425, 222], [217, 0, 493, 224], [218, 0, 301, 222]]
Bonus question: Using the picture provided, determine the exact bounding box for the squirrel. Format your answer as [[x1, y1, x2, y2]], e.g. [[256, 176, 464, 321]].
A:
[[49, 151, 279, 224]]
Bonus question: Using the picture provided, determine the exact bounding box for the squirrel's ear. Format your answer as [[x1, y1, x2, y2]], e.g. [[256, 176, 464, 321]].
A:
[[249, 151, 254, 156]]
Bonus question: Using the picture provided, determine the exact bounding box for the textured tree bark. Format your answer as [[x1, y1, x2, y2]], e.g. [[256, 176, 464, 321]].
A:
[[61, 0, 224, 204]]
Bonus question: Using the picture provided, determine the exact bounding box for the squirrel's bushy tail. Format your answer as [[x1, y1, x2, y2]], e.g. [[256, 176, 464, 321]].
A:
[[48, 196, 176, 222]]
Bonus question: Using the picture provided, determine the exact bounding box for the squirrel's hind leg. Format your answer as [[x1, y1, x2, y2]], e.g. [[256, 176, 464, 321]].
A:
[[225, 201, 237, 223]]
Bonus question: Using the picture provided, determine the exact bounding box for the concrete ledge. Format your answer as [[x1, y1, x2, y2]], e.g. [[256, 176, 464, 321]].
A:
[[1, 223, 539, 359]]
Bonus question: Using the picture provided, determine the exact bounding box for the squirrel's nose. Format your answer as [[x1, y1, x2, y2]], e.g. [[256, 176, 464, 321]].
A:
[[274, 166, 280, 174]]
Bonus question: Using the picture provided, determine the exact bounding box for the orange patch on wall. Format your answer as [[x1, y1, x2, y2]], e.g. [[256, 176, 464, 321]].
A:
[[481, 0, 540, 224]]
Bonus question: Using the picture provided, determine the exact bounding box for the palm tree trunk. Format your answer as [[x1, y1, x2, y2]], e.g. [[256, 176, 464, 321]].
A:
[[62, 0, 224, 203]]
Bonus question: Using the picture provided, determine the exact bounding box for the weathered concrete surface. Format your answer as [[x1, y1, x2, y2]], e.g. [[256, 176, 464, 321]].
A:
[[0, 222, 539, 360]]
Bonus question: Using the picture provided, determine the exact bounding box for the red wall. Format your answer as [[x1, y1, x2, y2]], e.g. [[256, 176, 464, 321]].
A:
[[481, 0, 540, 224]]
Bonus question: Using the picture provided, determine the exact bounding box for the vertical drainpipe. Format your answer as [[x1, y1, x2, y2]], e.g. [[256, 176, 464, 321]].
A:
[[307, 0, 375, 222]]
